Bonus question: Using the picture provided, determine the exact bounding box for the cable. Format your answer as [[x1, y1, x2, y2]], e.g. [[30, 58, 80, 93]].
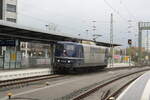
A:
[[104, 0, 128, 22], [120, 1, 137, 22], [17, 12, 83, 35], [18, 12, 48, 23]]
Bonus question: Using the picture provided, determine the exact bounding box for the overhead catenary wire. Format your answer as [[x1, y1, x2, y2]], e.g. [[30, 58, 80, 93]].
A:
[[17, 12, 83, 35], [120, 0, 138, 22], [18, 1, 82, 33], [103, 0, 128, 22], [104, 0, 139, 46]]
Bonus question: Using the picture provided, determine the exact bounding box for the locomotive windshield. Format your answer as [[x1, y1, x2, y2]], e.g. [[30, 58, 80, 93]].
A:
[[65, 44, 75, 57], [55, 43, 78, 57]]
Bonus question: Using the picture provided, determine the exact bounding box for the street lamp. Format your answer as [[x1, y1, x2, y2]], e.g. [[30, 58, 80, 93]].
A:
[[93, 34, 102, 41], [92, 21, 96, 35], [86, 29, 89, 34], [45, 24, 49, 31]]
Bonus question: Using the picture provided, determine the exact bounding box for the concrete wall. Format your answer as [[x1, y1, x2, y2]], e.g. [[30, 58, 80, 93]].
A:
[[5, 0, 17, 4], [2, 0, 17, 22]]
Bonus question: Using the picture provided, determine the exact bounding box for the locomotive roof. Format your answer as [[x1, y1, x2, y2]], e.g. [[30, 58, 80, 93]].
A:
[[57, 41, 107, 48], [57, 41, 82, 45]]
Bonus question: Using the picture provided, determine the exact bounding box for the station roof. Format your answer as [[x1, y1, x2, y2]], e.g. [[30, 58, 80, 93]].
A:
[[0, 20, 120, 47], [95, 42, 120, 47]]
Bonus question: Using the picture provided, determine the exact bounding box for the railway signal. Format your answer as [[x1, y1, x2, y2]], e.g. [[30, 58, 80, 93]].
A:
[[128, 39, 132, 66], [128, 39, 132, 45]]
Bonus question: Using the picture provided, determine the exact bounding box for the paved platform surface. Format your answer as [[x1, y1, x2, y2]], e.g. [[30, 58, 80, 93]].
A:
[[116, 71, 150, 100], [107, 63, 134, 68], [0, 68, 52, 81]]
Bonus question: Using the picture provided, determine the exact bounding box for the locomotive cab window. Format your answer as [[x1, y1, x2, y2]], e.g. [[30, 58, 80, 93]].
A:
[[55, 43, 83, 58], [64, 44, 75, 57]]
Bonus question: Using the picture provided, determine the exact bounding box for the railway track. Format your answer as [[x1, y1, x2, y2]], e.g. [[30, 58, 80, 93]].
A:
[[0, 74, 64, 89], [0, 66, 148, 96], [0, 67, 149, 100], [104, 76, 138, 100], [72, 68, 150, 100], [0, 66, 138, 90]]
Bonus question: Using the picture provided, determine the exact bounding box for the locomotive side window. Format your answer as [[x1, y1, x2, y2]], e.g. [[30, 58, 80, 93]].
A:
[[55, 44, 64, 57], [90, 47, 101, 56], [100, 48, 105, 53], [76, 45, 83, 58], [105, 48, 109, 58]]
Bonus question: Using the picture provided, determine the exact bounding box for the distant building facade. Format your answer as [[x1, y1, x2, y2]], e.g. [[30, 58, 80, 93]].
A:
[[143, 36, 150, 51], [0, 0, 17, 23]]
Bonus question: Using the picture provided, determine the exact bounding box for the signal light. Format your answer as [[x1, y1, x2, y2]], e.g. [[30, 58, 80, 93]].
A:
[[128, 39, 132, 45]]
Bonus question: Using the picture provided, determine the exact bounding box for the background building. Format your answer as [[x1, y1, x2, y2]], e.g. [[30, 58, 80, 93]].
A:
[[0, 0, 17, 23], [143, 36, 150, 51]]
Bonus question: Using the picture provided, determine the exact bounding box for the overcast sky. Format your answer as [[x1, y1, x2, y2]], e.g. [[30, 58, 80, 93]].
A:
[[17, 0, 150, 46]]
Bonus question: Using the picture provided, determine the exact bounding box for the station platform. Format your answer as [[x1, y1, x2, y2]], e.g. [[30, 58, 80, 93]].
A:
[[116, 71, 150, 100], [107, 63, 134, 68], [0, 68, 52, 81]]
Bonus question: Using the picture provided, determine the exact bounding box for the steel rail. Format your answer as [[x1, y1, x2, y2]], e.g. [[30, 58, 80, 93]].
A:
[[72, 68, 150, 100], [0, 66, 147, 91], [0, 74, 64, 88], [104, 76, 139, 100], [0, 66, 137, 85]]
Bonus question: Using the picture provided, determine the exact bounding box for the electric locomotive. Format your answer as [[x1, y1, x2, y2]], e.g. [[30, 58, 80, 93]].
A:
[[54, 41, 108, 73]]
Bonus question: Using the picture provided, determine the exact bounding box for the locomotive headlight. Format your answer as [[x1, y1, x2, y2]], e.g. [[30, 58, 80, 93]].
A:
[[57, 60, 60, 62], [68, 60, 71, 63]]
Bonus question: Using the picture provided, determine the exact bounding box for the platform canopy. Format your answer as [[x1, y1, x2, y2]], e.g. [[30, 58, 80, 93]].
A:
[[0, 20, 120, 47]]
